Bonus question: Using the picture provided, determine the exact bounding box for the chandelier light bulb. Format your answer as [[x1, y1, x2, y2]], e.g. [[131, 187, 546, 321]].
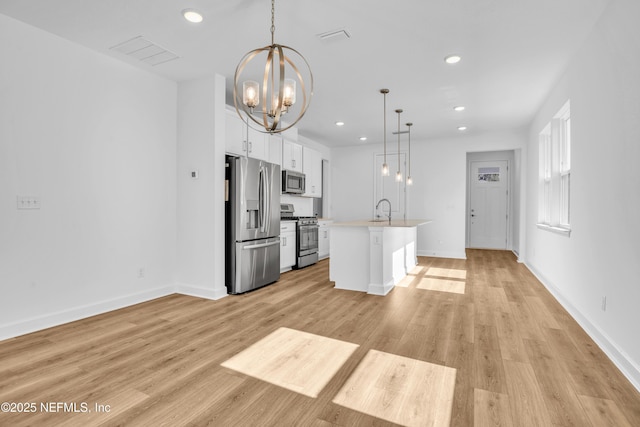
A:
[[243, 81, 259, 109], [382, 162, 390, 176], [406, 176, 413, 185], [396, 171, 403, 182], [283, 79, 296, 107]]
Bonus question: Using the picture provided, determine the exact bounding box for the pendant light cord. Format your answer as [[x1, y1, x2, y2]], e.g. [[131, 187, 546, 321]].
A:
[[397, 111, 401, 172], [383, 92, 387, 161]]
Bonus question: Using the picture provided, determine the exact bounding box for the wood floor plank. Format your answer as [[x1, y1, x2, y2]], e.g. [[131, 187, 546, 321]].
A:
[[522, 338, 592, 427], [493, 310, 529, 363], [473, 388, 514, 427], [503, 360, 553, 426], [473, 324, 507, 394], [577, 394, 634, 427], [0, 250, 638, 427]]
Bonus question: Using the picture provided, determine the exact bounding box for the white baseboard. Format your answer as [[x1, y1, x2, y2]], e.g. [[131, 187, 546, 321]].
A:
[[512, 250, 525, 263], [417, 250, 467, 259], [525, 262, 640, 393], [367, 279, 394, 296], [0, 286, 175, 341], [175, 283, 228, 301]]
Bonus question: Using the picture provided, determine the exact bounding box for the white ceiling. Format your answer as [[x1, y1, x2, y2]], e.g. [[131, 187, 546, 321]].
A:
[[0, 0, 612, 147]]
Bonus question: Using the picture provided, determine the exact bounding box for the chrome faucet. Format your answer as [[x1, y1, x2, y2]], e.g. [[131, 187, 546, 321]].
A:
[[376, 198, 392, 224]]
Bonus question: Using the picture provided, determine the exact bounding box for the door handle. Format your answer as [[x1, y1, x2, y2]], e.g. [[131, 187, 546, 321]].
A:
[[471, 214, 476, 217], [243, 240, 280, 250]]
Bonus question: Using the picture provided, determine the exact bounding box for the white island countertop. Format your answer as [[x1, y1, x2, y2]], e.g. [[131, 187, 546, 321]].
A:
[[331, 219, 431, 228]]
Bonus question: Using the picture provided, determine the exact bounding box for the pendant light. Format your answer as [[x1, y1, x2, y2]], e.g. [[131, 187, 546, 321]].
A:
[[406, 122, 413, 185], [395, 109, 403, 182], [380, 89, 390, 176], [233, 0, 313, 133]]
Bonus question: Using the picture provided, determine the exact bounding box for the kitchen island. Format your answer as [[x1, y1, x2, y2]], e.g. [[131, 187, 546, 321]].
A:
[[329, 219, 431, 295]]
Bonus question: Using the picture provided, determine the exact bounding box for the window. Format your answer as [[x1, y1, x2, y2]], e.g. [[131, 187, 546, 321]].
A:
[[538, 100, 571, 235]]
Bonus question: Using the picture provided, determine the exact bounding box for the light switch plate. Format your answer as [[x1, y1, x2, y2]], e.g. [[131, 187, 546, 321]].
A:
[[17, 196, 41, 210]]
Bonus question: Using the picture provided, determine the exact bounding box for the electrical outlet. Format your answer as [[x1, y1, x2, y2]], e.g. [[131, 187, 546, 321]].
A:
[[138, 268, 145, 279], [601, 296, 607, 312]]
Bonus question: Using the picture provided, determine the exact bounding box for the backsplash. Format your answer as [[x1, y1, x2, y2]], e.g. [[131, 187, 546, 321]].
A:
[[281, 194, 314, 216]]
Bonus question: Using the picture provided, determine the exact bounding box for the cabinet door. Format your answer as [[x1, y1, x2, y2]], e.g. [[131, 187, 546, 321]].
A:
[[280, 230, 296, 269], [246, 126, 268, 161], [303, 147, 322, 197], [283, 139, 303, 172], [291, 142, 303, 172], [318, 225, 330, 258], [225, 111, 246, 156], [267, 134, 283, 166]]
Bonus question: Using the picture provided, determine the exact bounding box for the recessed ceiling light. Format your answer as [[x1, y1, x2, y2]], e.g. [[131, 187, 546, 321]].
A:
[[457, 126, 468, 131], [335, 121, 345, 126], [453, 106, 465, 112], [183, 9, 204, 23], [445, 54, 461, 64], [359, 136, 367, 141]]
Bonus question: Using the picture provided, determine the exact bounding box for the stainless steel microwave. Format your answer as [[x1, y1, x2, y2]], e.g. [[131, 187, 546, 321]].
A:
[[282, 169, 305, 194]]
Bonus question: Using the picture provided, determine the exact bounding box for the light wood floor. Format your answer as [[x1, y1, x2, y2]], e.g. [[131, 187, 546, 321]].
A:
[[1, 250, 639, 426]]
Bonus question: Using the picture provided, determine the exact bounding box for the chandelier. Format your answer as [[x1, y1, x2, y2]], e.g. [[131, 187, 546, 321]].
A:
[[233, 0, 313, 133]]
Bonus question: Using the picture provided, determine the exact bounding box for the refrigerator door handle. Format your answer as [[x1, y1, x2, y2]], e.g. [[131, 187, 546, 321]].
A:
[[243, 240, 280, 250], [259, 165, 270, 234], [258, 166, 264, 233]]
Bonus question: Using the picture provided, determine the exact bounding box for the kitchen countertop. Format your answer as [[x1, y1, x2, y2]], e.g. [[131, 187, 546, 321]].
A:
[[331, 219, 432, 228]]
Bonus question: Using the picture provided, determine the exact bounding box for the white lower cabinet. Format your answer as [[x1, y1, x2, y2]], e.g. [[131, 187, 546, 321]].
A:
[[318, 220, 333, 259], [280, 221, 297, 271]]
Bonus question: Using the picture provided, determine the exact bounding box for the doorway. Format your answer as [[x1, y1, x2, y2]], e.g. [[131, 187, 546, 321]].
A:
[[466, 151, 514, 250]]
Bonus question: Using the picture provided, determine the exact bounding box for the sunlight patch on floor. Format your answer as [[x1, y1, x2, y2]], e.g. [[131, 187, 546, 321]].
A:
[[425, 267, 467, 280], [333, 350, 457, 427], [417, 277, 466, 294], [221, 327, 359, 398]]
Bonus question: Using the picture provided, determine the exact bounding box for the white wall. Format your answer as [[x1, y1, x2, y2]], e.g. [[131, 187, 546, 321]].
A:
[[331, 130, 526, 259], [0, 15, 177, 339], [524, 0, 640, 388], [176, 75, 227, 300]]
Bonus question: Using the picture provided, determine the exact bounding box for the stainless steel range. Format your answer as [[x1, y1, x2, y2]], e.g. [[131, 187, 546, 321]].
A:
[[281, 204, 319, 269]]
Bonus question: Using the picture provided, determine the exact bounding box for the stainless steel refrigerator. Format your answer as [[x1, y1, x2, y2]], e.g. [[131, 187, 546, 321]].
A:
[[225, 155, 281, 294]]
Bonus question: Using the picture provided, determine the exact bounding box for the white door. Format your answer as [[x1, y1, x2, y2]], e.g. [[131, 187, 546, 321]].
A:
[[468, 160, 508, 249]]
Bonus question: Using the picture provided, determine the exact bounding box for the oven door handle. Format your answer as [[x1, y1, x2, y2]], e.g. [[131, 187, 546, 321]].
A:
[[302, 224, 319, 230]]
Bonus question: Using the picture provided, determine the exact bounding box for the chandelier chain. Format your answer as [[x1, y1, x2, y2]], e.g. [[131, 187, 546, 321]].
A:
[[270, 0, 275, 45]]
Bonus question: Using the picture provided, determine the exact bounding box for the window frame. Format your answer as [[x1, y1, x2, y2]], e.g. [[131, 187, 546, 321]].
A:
[[537, 101, 571, 236]]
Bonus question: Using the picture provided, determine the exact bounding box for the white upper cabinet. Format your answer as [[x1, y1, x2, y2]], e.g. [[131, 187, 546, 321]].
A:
[[225, 109, 269, 161], [282, 138, 303, 172], [266, 134, 283, 167], [225, 110, 245, 157], [303, 146, 322, 198]]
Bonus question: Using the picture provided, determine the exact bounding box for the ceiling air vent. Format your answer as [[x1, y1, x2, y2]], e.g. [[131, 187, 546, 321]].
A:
[[317, 28, 351, 43], [110, 36, 179, 66]]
